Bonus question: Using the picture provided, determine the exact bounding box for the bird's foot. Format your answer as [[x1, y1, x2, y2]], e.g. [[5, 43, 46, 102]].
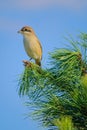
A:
[[29, 58, 32, 61], [23, 60, 31, 67]]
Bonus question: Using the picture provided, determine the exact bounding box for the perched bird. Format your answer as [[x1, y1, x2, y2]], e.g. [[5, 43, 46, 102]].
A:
[[18, 26, 42, 66]]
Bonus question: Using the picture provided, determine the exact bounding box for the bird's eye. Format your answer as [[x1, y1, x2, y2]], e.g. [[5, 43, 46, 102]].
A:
[[24, 28, 31, 32], [25, 28, 28, 31]]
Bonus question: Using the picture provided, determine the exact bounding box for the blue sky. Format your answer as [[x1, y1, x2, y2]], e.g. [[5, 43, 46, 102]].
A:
[[0, 0, 87, 130]]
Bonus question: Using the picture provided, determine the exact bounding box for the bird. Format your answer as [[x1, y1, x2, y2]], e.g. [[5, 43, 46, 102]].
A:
[[18, 26, 42, 66]]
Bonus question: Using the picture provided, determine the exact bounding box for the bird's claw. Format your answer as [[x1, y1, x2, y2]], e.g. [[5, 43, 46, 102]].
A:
[[23, 60, 31, 67]]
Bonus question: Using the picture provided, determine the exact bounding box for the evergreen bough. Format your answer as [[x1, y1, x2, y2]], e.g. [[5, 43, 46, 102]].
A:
[[18, 33, 87, 130]]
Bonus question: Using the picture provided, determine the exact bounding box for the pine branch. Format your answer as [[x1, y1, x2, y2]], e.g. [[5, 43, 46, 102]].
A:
[[18, 33, 87, 130]]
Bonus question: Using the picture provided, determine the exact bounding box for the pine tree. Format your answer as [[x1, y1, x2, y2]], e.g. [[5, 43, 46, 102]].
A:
[[18, 33, 87, 130]]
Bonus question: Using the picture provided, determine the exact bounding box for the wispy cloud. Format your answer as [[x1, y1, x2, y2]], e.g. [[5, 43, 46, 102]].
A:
[[0, 0, 87, 32], [21, 0, 87, 11], [1, 0, 87, 11]]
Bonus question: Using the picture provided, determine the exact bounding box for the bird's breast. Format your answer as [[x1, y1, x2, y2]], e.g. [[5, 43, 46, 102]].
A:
[[23, 36, 42, 60]]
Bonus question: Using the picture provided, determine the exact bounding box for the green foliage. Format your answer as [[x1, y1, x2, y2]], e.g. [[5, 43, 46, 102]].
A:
[[18, 33, 87, 130], [53, 116, 76, 130]]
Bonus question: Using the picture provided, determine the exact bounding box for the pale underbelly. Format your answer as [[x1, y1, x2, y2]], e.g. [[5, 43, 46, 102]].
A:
[[23, 40, 41, 60]]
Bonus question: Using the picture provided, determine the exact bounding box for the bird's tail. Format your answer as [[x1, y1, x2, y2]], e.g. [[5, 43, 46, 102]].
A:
[[35, 59, 41, 66]]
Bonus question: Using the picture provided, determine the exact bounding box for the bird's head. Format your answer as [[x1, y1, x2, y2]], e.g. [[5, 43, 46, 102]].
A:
[[18, 26, 35, 36]]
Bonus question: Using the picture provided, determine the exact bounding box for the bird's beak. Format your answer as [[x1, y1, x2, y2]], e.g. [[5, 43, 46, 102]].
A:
[[17, 30, 22, 33]]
